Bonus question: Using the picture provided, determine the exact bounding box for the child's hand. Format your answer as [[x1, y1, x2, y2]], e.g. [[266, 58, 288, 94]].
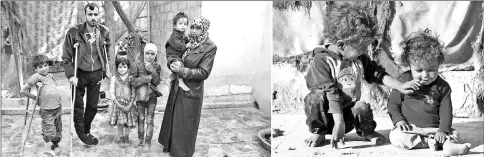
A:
[[142, 75, 153, 83], [395, 120, 412, 131], [124, 105, 132, 112], [331, 114, 345, 149], [434, 131, 447, 143], [144, 62, 156, 73], [186, 42, 191, 48], [398, 80, 421, 94]]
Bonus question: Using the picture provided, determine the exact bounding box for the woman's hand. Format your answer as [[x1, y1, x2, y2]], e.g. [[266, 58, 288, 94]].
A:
[[170, 63, 181, 73]]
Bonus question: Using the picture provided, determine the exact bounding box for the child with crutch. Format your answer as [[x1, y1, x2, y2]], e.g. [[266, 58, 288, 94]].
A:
[[20, 55, 63, 153]]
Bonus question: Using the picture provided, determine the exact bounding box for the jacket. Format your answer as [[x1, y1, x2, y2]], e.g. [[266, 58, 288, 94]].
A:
[[62, 22, 111, 79]]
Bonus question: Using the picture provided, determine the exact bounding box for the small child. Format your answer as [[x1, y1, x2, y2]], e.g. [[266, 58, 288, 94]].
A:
[[388, 29, 471, 155], [20, 55, 62, 152], [303, 3, 420, 148], [165, 12, 190, 92], [131, 43, 162, 152], [109, 57, 137, 148]]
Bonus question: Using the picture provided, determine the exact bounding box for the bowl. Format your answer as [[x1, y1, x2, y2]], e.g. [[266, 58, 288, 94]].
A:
[[258, 128, 271, 150]]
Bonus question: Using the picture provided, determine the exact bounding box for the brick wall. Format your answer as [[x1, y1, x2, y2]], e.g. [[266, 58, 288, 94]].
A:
[[149, 1, 202, 78]]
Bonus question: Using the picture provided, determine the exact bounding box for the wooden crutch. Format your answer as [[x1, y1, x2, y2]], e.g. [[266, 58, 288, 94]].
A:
[[20, 85, 42, 156]]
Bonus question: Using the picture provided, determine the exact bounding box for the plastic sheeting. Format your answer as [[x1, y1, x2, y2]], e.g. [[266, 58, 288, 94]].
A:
[[390, 1, 483, 70]]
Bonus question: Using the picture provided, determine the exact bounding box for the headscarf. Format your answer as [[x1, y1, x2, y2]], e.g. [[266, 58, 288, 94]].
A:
[[143, 43, 158, 62], [187, 16, 210, 51]]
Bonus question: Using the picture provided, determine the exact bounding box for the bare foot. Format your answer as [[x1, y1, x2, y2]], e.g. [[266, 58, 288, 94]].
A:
[[443, 139, 471, 156], [304, 133, 326, 147], [364, 132, 386, 145], [427, 135, 440, 151], [134, 139, 144, 148], [143, 143, 152, 152]]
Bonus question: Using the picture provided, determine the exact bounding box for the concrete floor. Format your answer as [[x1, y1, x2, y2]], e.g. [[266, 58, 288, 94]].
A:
[[2, 107, 271, 157]]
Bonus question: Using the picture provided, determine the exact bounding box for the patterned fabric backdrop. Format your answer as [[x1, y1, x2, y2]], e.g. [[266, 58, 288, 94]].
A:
[[15, 1, 78, 61]]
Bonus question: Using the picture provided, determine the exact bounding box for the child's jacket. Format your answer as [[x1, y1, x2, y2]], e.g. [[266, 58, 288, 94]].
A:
[[130, 61, 162, 100], [165, 29, 187, 65], [388, 71, 452, 132], [305, 46, 388, 114]]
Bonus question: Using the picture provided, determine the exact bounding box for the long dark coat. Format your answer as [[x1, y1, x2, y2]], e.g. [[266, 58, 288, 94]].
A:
[[158, 37, 217, 157]]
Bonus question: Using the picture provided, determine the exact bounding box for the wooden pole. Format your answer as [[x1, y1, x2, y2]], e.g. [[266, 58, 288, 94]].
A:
[[8, 10, 23, 97], [105, 1, 115, 73], [0, 7, 3, 156], [113, 1, 143, 63]]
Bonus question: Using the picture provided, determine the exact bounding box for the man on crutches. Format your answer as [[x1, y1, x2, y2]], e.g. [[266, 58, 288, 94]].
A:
[[62, 2, 111, 146]]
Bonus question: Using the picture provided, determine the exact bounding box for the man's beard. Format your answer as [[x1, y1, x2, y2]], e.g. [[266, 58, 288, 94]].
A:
[[88, 20, 97, 27]]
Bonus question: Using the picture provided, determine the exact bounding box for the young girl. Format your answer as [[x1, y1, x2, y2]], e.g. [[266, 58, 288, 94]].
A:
[[131, 43, 162, 152], [109, 57, 137, 148]]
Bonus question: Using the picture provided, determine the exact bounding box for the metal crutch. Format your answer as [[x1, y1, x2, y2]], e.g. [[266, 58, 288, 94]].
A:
[[70, 43, 79, 151]]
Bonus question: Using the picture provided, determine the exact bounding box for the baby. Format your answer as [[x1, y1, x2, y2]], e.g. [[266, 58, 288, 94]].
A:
[[388, 29, 471, 156]]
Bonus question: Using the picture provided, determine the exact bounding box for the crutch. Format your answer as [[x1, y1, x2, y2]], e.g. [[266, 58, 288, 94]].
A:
[[71, 43, 79, 151], [20, 85, 42, 156], [103, 42, 110, 78], [22, 89, 31, 126]]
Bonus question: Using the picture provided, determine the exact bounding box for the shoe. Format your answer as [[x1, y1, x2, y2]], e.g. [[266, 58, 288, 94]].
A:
[[51, 143, 61, 154], [78, 133, 95, 145], [87, 133, 99, 145], [51, 143, 59, 151], [124, 136, 132, 147]]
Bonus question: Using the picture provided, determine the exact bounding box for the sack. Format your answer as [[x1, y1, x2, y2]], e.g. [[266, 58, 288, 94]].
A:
[[136, 83, 150, 102], [151, 85, 163, 97]]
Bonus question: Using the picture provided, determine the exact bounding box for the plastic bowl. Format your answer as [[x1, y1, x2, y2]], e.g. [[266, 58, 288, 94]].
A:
[[258, 128, 271, 150]]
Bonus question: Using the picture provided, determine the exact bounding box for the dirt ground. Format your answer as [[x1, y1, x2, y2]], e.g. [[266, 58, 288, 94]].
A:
[[69, 107, 270, 157], [2, 114, 72, 157], [272, 114, 484, 157]]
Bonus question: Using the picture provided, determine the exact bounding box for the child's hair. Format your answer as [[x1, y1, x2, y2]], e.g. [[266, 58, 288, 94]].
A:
[[323, 3, 377, 46], [32, 55, 50, 69], [172, 12, 188, 26], [400, 29, 445, 67], [115, 57, 131, 69]]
